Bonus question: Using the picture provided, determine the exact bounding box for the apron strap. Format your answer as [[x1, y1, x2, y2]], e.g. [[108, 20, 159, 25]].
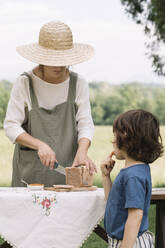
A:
[[67, 71, 78, 103], [21, 72, 39, 108]]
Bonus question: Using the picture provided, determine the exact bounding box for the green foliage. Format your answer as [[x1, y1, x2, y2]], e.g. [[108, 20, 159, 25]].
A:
[[0, 80, 12, 128], [1, 79, 165, 128], [102, 95, 125, 125], [120, 0, 165, 76], [89, 82, 165, 125]]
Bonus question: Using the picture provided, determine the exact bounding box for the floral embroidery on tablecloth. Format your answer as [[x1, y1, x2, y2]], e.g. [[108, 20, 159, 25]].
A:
[[32, 193, 57, 216]]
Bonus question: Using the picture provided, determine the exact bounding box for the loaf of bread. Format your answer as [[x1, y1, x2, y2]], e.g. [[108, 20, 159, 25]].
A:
[[65, 166, 93, 187]]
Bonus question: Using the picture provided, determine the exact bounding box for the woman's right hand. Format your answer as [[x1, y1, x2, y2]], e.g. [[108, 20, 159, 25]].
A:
[[15, 133, 57, 169], [37, 142, 57, 169]]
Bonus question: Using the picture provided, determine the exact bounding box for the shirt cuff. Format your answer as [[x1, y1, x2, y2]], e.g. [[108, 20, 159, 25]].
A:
[[78, 129, 94, 143], [4, 126, 26, 144]]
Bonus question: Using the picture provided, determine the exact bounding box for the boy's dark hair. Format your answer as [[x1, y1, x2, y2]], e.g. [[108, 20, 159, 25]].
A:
[[113, 109, 164, 163]]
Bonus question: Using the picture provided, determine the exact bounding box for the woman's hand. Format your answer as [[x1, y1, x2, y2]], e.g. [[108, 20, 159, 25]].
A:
[[100, 152, 115, 177], [72, 151, 97, 175], [15, 133, 57, 169], [37, 142, 57, 169]]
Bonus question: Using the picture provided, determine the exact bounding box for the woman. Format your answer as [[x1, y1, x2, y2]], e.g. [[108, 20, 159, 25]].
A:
[[4, 20, 96, 188]]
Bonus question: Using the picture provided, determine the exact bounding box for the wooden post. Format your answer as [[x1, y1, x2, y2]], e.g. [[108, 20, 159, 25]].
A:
[[93, 225, 108, 243], [155, 203, 165, 248]]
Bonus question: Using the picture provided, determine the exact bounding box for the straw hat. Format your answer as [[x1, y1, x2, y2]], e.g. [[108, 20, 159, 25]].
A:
[[16, 21, 94, 66]]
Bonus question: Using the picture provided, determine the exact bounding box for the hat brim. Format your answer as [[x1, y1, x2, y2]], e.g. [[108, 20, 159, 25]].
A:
[[16, 43, 94, 66]]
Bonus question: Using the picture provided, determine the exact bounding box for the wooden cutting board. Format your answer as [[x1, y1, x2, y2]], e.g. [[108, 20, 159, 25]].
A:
[[44, 186, 97, 192], [73, 186, 97, 192], [44, 187, 72, 192]]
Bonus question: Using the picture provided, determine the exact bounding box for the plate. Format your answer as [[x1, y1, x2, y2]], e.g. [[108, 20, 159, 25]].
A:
[[27, 184, 44, 191]]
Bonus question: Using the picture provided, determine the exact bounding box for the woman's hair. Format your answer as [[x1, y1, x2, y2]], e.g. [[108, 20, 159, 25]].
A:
[[113, 109, 164, 163], [39, 64, 44, 79]]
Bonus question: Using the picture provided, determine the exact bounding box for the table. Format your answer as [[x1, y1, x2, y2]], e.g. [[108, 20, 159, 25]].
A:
[[93, 188, 165, 248], [0, 187, 106, 248], [151, 188, 165, 248], [1, 187, 164, 248]]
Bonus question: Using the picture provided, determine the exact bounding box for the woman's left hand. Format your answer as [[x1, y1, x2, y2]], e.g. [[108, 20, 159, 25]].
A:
[[72, 151, 97, 175]]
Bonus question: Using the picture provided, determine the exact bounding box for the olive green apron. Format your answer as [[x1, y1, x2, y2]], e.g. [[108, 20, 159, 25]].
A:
[[12, 71, 78, 187]]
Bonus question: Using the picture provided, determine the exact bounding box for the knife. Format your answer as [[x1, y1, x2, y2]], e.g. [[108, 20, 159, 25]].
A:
[[53, 162, 66, 176], [37, 154, 66, 176]]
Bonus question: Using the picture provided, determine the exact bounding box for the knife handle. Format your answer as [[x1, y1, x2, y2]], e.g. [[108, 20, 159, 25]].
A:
[[54, 162, 59, 169], [37, 155, 59, 170]]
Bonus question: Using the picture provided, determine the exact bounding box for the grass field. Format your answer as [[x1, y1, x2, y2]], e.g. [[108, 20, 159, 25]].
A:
[[0, 126, 165, 246]]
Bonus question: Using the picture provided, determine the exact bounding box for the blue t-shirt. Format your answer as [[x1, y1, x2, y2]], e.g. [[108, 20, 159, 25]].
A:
[[104, 163, 152, 240]]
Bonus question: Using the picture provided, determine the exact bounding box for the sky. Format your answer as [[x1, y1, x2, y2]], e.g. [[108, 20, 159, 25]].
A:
[[1, 0, 165, 84]]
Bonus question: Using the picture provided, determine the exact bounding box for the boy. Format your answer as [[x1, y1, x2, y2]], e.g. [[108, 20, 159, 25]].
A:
[[101, 109, 163, 248]]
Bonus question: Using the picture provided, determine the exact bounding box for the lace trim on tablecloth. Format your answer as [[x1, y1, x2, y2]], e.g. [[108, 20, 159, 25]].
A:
[[0, 216, 106, 248], [78, 214, 105, 248], [0, 233, 17, 248]]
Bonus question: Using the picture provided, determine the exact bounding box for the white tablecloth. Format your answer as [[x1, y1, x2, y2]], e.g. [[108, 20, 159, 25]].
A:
[[0, 187, 106, 248]]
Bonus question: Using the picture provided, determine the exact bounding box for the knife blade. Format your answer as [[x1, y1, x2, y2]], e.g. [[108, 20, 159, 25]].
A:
[[54, 162, 66, 176]]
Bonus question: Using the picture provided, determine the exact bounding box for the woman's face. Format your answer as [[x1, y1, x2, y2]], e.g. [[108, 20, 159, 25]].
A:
[[44, 66, 67, 75], [42, 66, 68, 82], [112, 133, 126, 160]]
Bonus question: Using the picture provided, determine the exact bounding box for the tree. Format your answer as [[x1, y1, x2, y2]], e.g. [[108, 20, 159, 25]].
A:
[[0, 81, 12, 128], [91, 105, 105, 125], [120, 0, 165, 76], [118, 84, 143, 109], [102, 95, 125, 125], [89, 81, 165, 125], [154, 89, 165, 124]]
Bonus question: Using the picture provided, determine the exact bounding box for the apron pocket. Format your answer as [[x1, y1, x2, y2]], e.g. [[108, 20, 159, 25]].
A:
[[20, 146, 35, 151], [19, 149, 40, 184]]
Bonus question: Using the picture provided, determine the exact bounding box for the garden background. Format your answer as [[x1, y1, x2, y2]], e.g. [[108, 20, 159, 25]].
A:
[[1, 0, 165, 246], [0, 81, 165, 247]]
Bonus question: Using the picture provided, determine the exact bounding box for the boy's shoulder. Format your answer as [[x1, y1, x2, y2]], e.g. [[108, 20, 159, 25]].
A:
[[120, 163, 150, 184]]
